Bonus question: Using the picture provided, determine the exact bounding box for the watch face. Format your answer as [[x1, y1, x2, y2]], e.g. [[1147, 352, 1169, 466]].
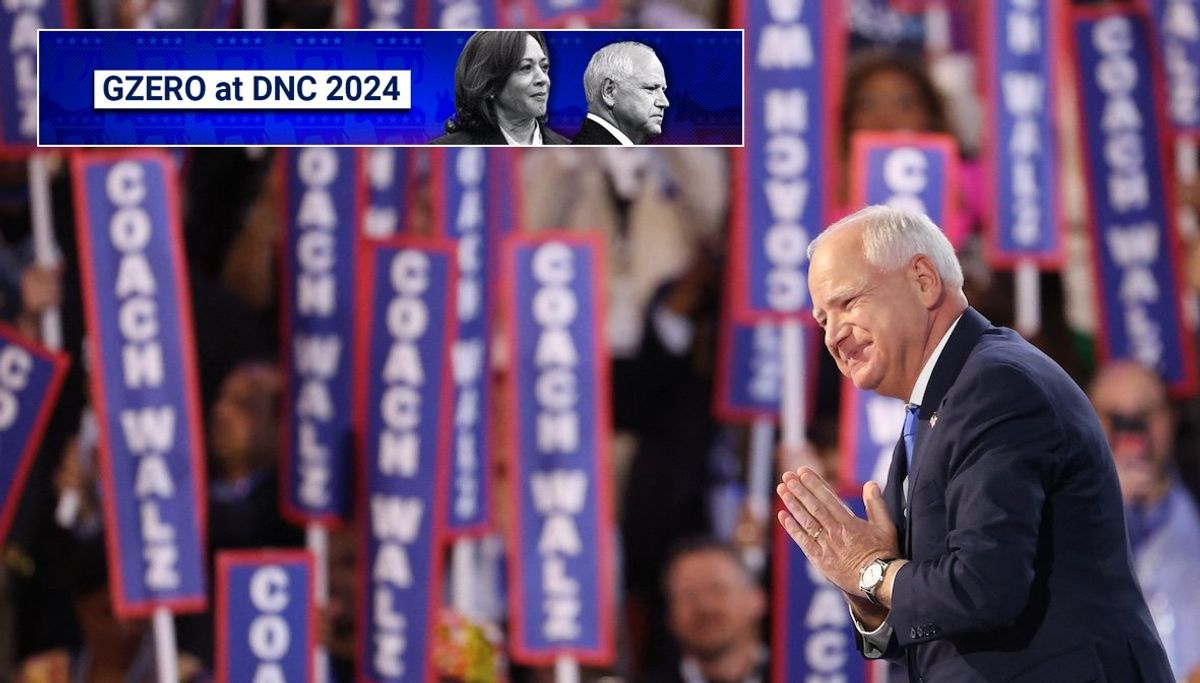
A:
[[862, 563, 883, 587]]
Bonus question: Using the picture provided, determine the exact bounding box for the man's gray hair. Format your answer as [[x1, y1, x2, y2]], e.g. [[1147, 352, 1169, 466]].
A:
[[583, 41, 656, 107], [809, 205, 964, 289]]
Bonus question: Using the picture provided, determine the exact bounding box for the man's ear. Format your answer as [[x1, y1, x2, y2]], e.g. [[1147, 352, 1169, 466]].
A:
[[910, 254, 944, 308], [601, 78, 618, 108]]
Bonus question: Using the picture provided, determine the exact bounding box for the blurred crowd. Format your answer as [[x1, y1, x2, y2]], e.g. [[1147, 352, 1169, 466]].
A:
[[4, 0, 1200, 682]]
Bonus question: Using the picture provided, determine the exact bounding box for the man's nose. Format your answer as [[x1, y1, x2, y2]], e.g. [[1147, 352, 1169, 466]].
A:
[[825, 318, 850, 353], [657, 92, 669, 108]]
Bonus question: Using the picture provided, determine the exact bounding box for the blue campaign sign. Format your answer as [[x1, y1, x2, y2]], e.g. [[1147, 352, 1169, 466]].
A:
[[280, 148, 360, 525], [38, 30, 742, 146], [432, 149, 493, 535], [0, 326, 68, 545], [714, 320, 781, 423], [521, 0, 616, 28], [424, 0, 500, 28], [361, 148, 409, 238], [1070, 7, 1198, 395], [216, 550, 315, 683], [347, 0, 417, 28], [772, 499, 872, 683], [731, 0, 844, 323], [1146, 0, 1200, 134], [354, 237, 456, 683], [204, 0, 238, 28], [851, 131, 962, 246], [503, 233, 615, 665], [980, 0, 1063, 268], [838, 379, 905, 489], [0, 0, 71, 149], [72, 150, 207, 617]]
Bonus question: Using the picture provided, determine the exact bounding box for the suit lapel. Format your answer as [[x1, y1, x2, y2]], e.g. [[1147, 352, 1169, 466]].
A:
[[885, 437, 908, 551], [903, 307, 993, 538]]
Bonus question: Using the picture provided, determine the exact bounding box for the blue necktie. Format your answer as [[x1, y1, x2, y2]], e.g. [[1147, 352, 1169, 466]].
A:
[[903, 403, 920, 469]]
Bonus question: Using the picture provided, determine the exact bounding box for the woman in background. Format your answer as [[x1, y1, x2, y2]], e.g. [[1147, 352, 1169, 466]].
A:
[[431, 31, 568, 145]]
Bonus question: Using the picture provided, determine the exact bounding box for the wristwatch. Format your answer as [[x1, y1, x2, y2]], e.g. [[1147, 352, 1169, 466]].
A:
[[858, 557, 895, 605]]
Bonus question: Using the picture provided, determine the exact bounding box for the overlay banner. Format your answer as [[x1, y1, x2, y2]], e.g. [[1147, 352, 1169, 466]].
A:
[[39, 29, 743, 146]]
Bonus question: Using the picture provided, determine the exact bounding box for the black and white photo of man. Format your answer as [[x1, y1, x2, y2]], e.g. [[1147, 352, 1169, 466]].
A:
[[574, 42, 670, 145]]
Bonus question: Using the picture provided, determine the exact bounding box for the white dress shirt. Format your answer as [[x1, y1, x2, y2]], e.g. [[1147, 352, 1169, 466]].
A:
[[586, 112, 635, 146], [500, 122, 544, 146]]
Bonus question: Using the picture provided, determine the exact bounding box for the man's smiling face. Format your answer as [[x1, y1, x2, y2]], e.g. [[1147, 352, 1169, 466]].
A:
[[808, 223, 930, 401]]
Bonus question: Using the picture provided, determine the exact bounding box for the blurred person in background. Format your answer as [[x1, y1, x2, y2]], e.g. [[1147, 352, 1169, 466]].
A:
[[634, 538, 767, 683], [176, 361, 303, 669], [837, 48, 953, 208], [1089, 362, 1200, 682], [204, 362, 297, 550], [614, 245, 739, 675], [16, 538, 205, 683], [0, 161, 62, 340], [521, 147, 727, 355], [319, 527, 357, 683], [431, 31, 568, 145], [522, 142, 727, 675]]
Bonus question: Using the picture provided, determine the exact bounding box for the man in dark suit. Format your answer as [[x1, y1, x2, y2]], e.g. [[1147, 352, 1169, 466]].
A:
[[574, 42, 669, 145], [777, 205, 1172, 680]]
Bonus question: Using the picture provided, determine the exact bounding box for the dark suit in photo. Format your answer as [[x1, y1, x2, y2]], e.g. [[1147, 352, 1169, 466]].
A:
[[572, 116, 623, 145], [866, 307, 1173, 681], [428, 120, 568, 145]]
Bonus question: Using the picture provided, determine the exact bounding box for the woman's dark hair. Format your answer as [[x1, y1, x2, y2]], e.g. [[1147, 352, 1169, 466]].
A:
[[445, 30, 549, 135], [839, 48, 951, 156]]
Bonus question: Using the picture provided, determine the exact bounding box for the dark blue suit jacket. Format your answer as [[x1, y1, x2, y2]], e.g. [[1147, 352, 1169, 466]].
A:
[[863, 308, 1173, 681]]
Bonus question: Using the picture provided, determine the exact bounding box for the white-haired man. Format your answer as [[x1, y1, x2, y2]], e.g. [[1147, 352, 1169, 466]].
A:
[[776, 205, 1172, 680], [574, 41, 669, 145]]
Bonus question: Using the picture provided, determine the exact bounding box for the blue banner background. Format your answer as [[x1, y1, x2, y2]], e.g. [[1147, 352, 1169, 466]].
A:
[[360, 241, 454, 682], [983, 0, 1061, 264], [281, 148, 358, 523], [438, 148, 492, 534], [508, 237, 611, 661], [715, 322, 781, 421], [38, 30, 742, 145], [1147, 0, 1200, 133], [1072, 10, 1196, 393], [75, 154, 207, 614], [1, 0, 69, 148], [361, 148, 409, 237], [0, 332, 65, 543], [862, 143, 951, 226], [734, 0, 839, 321], [219, 556, 313, 683]]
